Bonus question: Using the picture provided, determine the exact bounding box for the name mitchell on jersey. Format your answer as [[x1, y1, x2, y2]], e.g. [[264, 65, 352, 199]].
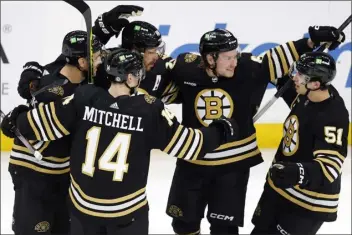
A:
[[83, 106, 144, 132]]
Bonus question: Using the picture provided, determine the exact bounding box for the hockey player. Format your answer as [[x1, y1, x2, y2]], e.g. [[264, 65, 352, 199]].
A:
[[17, 5, 178, 104], [1, 48, 239, 235], [93, 20, 177, 102], [17, 5, 143, 100], [4, 30, 103, 235], [164, 26, 345, 234], [251, 51, 349, 235], [119, 20, 178, 103]]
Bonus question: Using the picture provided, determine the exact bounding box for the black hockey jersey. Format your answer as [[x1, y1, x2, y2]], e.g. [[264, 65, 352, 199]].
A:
[[15, 85, 224, 224], [167, 38, 313, 168], [9, 70, 78, 178], [265, 85, 349, 221], [136, 54, 179, 104]]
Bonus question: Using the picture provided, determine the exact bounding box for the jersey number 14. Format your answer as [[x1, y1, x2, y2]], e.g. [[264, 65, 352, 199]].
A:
[[82, 126, 131, 181]]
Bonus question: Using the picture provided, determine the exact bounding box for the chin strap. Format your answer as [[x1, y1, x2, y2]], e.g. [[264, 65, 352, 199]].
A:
[[123, 80, 141, 95], [210, 53, 219, 77], [304, 81, 326, 96]]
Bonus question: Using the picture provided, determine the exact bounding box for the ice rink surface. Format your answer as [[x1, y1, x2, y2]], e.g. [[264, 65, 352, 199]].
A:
[[1, 149, 351, 234]]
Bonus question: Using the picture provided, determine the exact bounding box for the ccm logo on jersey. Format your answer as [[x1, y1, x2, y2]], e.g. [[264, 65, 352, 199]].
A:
[[277, 224, 291, 235], [209, 213, 234, 221]]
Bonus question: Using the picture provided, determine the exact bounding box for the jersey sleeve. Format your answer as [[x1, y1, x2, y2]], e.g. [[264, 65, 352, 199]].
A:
[[160, 55, 183, 104], [16, 93, 77, 141], [150, 100, 223, 160], [250, 38, 312, 110], [160, 80, 180, 104], [253, 38, 313, 84], [311, 109, 349, 183]]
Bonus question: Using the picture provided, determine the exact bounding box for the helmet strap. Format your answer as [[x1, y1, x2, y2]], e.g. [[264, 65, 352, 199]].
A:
[[210, 53, 220, 77], [75, 58, 88, 81], [123, 77, 141, 95]]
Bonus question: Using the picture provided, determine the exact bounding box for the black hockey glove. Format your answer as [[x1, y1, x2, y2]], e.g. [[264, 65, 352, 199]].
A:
[[17, 61, 46, 100], [308, 26, 346, 50], [209, 116, 239, 144], [1, 105, 30, 138], [270, 161, 308, 189], [94, 5, 143, 40]]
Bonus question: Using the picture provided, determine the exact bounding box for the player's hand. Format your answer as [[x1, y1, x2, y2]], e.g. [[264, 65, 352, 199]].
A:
[[17, 61, 45, 100], [308, 26, 346, 50], [270, 161, 307, 188], [209, 116, 239, 144], [1, 105, 30, 138], [100, 5, 143, 36]]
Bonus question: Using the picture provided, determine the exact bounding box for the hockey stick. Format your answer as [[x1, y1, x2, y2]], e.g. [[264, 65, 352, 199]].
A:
[[0, 110, 43, 160], [253, 14, 352, 123], [63, 0, 93, 84]]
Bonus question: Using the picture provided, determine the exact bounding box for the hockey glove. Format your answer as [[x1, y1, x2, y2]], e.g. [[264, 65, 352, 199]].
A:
[[209, 116, 239, 144], [308, 26, 346, 50], [94, 5, 143, 41], [1, 105, 30, 138], [17, 61, 46, 100], [270, 161, 308, 189]]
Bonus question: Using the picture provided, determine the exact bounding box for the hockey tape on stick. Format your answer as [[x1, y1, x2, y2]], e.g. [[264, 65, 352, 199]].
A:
[[63, 0, 93, 84], [253, 14, 352, 123], [0, 110, 43, 160]]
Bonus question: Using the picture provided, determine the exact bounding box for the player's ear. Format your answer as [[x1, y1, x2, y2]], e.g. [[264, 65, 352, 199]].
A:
[[311, 81, 321, 90], [78, 57, 87, 69], [316, 81, 323, 90], [126, 73, 134, 85]]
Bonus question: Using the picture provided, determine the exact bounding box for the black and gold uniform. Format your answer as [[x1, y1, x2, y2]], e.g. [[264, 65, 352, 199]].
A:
[[252, 52, 349, 235], [5, 49, 235, 235], [8, 30, 101, 235], [165, 28, 315, 235]]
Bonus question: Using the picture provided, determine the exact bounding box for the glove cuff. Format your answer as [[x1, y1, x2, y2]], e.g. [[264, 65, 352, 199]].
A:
[[96, 13, 113, 35]]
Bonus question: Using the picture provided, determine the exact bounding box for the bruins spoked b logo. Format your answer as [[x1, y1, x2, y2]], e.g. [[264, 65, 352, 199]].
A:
[[195, 89, 233, 126], [282, 115, 299, 156]]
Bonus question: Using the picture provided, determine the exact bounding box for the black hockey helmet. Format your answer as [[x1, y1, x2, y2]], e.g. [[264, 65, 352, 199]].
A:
[[62, 30, 103, 63], [104, 48, 145, 83], [199, 28, 239, 55], [289, 51, 336, 88], [121, 21, 164, 54]]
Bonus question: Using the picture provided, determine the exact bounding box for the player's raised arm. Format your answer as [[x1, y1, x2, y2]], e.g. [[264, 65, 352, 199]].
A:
[[251, 25, 345, 85], [1, 93, 78, 141]]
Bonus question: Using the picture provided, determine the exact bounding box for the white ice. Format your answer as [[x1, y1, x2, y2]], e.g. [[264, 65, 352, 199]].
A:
[[1, 149, 351, 234]]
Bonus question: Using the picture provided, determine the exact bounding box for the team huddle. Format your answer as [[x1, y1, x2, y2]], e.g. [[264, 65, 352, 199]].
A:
[[1, 4, 349, 235]]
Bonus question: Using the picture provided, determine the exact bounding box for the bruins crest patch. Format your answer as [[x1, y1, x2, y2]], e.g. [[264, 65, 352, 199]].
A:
[[282, 115, 299, 156], [34, 221, 50, 232], [48, 86, 64, 96], [144, 94, 156, 104], [195, 89, 234, 126], [168, 205, 183, 218], [184, 53, 197, 63]]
